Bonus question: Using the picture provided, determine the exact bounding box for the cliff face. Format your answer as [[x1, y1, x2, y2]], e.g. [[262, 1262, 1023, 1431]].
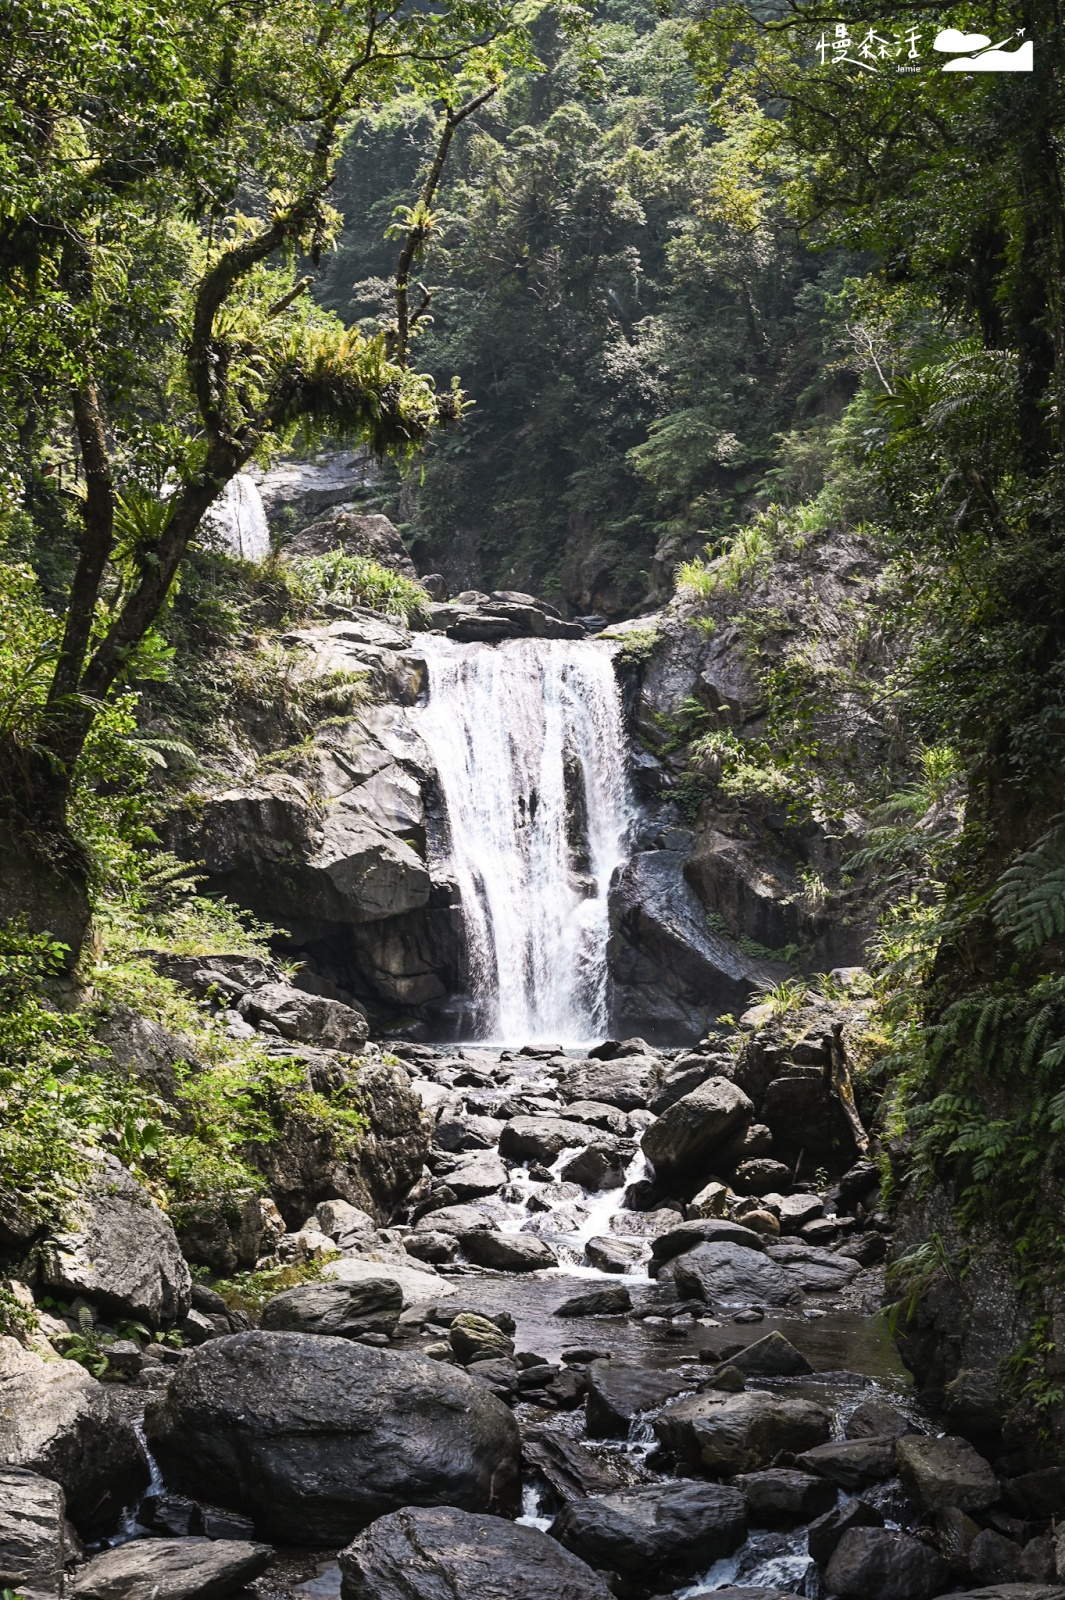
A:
[[604, 526, 903, 1038]]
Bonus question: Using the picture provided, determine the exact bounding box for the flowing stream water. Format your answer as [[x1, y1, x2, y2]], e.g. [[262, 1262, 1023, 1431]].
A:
[[203, 472, 271, 563], [418, 637, 634, 1046]]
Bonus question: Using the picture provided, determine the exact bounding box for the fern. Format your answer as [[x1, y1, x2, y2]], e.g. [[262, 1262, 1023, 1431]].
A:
[[993, 818, 1065, 953]]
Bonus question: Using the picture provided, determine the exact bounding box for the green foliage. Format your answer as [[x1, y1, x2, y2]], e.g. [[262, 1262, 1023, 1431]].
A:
[[602, 627, 661, 667], [290, 549, 430, 624], [993, 820, 1065, 955], [213, 1256, 340, 1318]]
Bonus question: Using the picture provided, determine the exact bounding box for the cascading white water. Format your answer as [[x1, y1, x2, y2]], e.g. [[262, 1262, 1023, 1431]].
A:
[[203, 473, 271, 562], [418, 636, 633, 1045]]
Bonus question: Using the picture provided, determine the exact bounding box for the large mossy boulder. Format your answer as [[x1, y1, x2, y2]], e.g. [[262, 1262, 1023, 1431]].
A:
[[144, 1331, 521, 1544]]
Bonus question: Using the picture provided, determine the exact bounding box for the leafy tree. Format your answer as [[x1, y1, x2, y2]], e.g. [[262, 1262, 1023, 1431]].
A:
[[0, 0, 527, 931]]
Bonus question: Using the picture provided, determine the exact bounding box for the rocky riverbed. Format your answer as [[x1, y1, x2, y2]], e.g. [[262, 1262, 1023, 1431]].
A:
[[3, 1002, 1064, 1600]]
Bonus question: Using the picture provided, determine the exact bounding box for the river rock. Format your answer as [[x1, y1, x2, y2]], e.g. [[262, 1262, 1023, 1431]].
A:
[[71, 1538, 273, 1600], [560, 1058, 664, 1111], [724, 1331, 812, 1377], [39, 1154, 191, 1328], [641, 1078, 754, 1182], [499, 1117, 601, 1163], [449, 1314, 515, 1364], [554, 1285, 632, 1318], [896, 1433, 1000, 1513], [144, 1331, 520, 1543], [238, 983, 369, 1050], [447, 1152, 510, 1198], [338, 1505, 613, 1600], [260, 1278, 402, 1338], [460, 1231, 558, 1271], [733, 1468, 837, 1527], [585, 1236, 647, 1273], [433, 1115, 505, 1153], [314, 1199, 377, 1248], [824, 1527, 951, 1600], [415, 1197, 500, 1230], [732, 1160, 791, 1195], [650, 1219, 768, 1263], [564, 1101, 633, 1136], [688, 1181, 729, 1218], [765, 1243, 861, 1293], [797, 1436, 898, 1488], [559, 1144, 626, 1190], [776, 1193, 824, 1234], [0, 1338, 146, 1533], [611, 1207, 684, 1237], [969, 1530, 1026, 1586], [0, 1467, 69, 1597], [324, 1256, 454, 1312], [654, 1389, 831, 1474], [671, 1242, 802, 1308], [552, 1481, 747, 1588], [845, 1396, 917, 1439], [807, 1498, 885, 1565], [585, 1361, 693, 1438]]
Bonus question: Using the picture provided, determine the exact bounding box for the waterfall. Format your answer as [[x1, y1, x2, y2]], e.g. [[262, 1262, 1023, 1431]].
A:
[[418, 637, 633, 1046], [203, 473, 271, 563]]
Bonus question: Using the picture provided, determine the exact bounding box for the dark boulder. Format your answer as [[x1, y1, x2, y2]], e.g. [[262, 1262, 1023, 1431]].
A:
[[655, 1390, 831, 1475], [721, 1331, 812, 1378], [733, 1469, 836, 1527], [260, 1279, 402, 1339], [585, 1361, 693, 1439], [650, 1219, 768, 1264], [338, 1505, 613, 1600], [824, 1527, 951, 1600], [499, 1117, 601, 1163], [554, 1286, 632, 1318], [807, 1499, 884, 1566], [671, 1242, 802, 1308], [560, 1058, 664, 1112], [552, 1481, 747, 1589], [461, 1231, 558, 1271], [896, 1433, 1000, 1514], [144, 1331, 520, 1544], [796, 1437, 898, 1489], [641, 1079, 753, 1183]]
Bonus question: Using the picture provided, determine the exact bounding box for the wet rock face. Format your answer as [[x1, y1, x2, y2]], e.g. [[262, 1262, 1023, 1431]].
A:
[[0, 1467, 70, 1598], [0, 1339, 147, 1534], [144, 1332, 522, 1544], [552, 1481, 748, 1590], [338, 1505, 614, 1600], [39, 1154, 191, 1328]]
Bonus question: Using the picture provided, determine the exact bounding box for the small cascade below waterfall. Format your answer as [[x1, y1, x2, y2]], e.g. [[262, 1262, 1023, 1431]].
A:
[[418, 636, 633, 1045], [203, 473, 271, 562]]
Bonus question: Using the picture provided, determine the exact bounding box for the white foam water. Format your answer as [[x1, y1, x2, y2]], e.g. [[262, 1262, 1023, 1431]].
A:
[[204, 472, 271, 562], [418, 636, 633, 1045]]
